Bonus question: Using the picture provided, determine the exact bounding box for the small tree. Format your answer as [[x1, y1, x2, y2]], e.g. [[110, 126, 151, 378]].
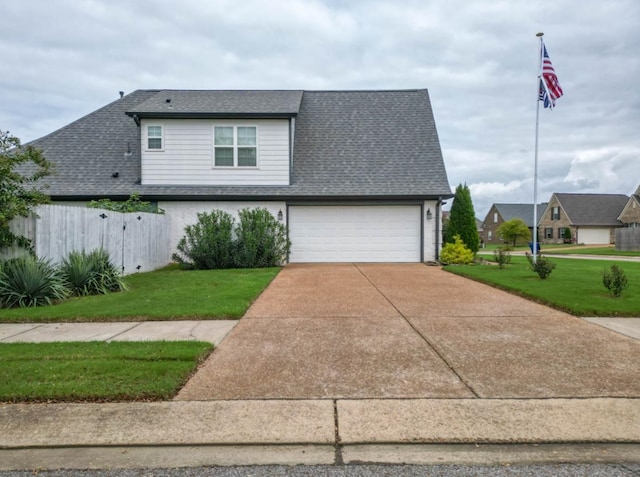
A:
[[602, 265, 628, 298], [0, 130, 52, 252], [563, 227, 572, 244], [497, 218, 531, 247], [444, 183, 480, 253], [526, 253, 556, 279], [493, 247, 512, 269]]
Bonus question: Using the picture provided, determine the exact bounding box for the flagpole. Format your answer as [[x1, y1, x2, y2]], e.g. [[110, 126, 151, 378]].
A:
[[532, 32, 544, 264]]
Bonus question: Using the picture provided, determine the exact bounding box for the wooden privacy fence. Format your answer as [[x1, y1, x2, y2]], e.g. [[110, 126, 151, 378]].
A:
[[616, 227, 640, 251], [3, 205, 170, 275]]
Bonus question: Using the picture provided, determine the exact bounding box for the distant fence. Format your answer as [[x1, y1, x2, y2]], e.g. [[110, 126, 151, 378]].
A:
[[2, 205, 170, 275], [616, 228, 640, 251]]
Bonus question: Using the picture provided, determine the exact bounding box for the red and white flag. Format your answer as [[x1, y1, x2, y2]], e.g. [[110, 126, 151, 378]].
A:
[[538, 41, 563, 109]]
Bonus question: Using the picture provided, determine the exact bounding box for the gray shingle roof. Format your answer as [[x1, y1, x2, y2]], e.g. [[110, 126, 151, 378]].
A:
[[290, 90, 451, 197], [127, 90, 303, 117], [494, 203, 547, 227], [555, 193, 629, 225], [27, 89, 451, 200]]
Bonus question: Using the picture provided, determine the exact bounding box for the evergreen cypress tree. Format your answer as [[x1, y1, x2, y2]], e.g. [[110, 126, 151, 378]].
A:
[[444, 183, 480, 253]]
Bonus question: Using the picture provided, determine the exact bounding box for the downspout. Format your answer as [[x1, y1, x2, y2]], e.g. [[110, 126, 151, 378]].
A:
[[435, 197, 442, 261]]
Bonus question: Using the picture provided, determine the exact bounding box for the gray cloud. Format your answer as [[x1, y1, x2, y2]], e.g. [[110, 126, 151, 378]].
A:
[[2, 0, 638, 218]]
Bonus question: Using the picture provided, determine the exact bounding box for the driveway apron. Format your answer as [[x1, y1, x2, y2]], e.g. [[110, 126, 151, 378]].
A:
[[176, 263, 640, 401]]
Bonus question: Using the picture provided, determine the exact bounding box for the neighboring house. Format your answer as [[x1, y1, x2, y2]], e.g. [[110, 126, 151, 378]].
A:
[[618, 185, 640, 227], [538, 193, 629, 245], [482, 203, 547, 244], [27, 89, 452, 263]]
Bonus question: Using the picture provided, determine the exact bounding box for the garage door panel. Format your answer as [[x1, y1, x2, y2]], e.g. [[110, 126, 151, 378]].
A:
[[578, 228, 610, 245], [289, 205, 421, 263]]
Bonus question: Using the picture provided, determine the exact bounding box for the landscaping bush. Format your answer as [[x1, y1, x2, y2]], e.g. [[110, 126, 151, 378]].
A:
[[61, 249, 126, 296], [0, 256, 67, 308], [234, 208, 290, 268], [493, 247, 512, 269], [172, 210, 235, 269], [602, 264, 629, 298], [526, 253, 556, 279], [440, 234, 474, 265], [90, 248, 127, 293]]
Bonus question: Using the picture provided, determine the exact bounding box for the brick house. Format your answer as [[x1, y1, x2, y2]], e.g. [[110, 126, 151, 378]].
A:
[[538, 193, 629, 245], [481, 203, 546, 245]]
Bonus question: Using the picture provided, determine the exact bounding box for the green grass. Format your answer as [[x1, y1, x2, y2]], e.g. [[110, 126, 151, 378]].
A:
[[0, 265, 280, 322], [0, 341, 213, 402], [445, 256, 640, 317], [544, 246, 640, 257]]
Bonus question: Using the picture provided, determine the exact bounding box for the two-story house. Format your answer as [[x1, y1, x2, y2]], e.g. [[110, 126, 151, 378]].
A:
[[27, 89, 452, 263]]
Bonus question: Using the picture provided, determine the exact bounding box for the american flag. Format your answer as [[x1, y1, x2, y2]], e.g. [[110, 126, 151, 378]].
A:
[[538, 42, 563, 109]]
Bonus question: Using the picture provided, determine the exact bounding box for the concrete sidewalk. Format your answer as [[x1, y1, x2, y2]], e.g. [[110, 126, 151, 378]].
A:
[[1, 264, 639, 470], [0, 320, 237, 345]]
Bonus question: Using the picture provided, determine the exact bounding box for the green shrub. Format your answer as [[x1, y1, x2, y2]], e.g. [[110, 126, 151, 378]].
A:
[[60, 249, 126, 296], [602, 264, 629, 298], [493, 247, 512, 269], [526, 253, 556, 279], [172, 210, 235, 269], [88, 193, 164, 214], [0, 256, 67, 308], [440, 234, 474, 265], [234, 208, 290, 268]]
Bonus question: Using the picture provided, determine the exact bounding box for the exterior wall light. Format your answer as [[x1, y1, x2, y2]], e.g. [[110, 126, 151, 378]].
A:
[[277, 210, 283, 221], [426, 208, 433, 220]]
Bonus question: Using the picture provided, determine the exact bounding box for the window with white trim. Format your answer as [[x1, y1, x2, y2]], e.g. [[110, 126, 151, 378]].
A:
[[544, 227, 553, 239], [493, 212, 498, 223], [146, 125, 163, 150], [214, 126, 257, 167], [551, 206, 560, 220]]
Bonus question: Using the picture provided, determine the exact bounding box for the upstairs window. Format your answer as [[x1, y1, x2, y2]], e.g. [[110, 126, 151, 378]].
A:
[[147, 125, 163, 150], [214, 126, 257, 167], [493, 212, 498, 223], [551, 206, 560, 220]]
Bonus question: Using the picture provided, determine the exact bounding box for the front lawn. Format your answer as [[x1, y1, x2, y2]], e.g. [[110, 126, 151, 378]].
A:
[[0, 265, 280, 322], [545, 246, 640, 257], [0, 341, 212, 402], [445, 256, 640, 317]]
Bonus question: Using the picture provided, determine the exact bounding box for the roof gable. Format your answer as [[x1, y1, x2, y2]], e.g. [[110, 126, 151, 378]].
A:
[[493, 203, 547, 227], [291, 89, 451, 197], [554, 193, 629, 225]]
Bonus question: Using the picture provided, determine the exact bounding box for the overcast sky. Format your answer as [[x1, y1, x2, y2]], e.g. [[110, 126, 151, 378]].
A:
[[2, 0, 638, 218]]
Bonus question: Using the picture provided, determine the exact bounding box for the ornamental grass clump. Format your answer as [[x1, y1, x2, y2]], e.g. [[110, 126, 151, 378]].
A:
[[0, 256, 67, 308], [602, 264, 629, 298], [60, 249, 126, 296]]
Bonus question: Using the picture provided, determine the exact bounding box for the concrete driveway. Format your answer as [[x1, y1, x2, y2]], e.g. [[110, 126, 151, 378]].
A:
[[176, 263, 640, 401]]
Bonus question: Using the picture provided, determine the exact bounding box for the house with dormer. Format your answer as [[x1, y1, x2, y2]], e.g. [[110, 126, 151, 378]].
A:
[[26, 89, 452, 263], [537, 193, 629, 245]]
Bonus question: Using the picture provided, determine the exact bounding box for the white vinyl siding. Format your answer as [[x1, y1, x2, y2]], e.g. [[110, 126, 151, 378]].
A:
[[288, 205, 421, 263], [141, 119, 289, 185]]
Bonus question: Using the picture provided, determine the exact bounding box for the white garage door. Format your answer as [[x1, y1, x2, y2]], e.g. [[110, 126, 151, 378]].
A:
[[288, 205, 421, 263], [577, 228, 610, 244]]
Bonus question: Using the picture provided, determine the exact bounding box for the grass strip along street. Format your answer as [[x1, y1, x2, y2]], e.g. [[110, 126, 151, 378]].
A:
[[0, 265, 280, 322], [0, 266, 277, 402], [445, 256, 640, 317], [0, 341, 213, 402]]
